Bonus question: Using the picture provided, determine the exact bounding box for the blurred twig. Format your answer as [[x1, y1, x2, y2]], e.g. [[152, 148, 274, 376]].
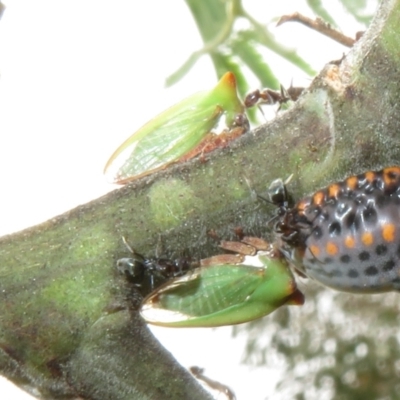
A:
[[0, 2, 5, 20], [277, 12, 356, 47]]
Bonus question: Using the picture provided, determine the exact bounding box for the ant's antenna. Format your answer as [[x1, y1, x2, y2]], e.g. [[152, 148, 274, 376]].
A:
[[122, 236, 134, 253]]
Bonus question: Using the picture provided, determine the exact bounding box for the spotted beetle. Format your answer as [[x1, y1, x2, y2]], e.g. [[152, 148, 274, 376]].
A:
[[270, 167, 400, 293]]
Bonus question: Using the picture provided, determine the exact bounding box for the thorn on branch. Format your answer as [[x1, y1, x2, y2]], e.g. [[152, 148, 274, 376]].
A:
[[277, 12, 358, 48]]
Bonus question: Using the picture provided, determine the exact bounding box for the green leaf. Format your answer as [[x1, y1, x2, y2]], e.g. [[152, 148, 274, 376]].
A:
[[165, 53, 201, 87], [340, 0, 376, 25], [249, 26, 316, 76], [230, 31, 280, 90]]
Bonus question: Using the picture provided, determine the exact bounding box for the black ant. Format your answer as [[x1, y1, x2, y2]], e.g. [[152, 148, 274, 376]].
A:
[[264, 177, 315, 256], [117, 238, 198, 291], [257, 175, 294, 218], [257, 175, 308, 247], [244, 83, 304, 112]]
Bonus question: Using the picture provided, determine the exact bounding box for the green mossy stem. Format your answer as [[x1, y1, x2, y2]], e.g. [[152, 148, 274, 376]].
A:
[[1, 0, 400, 398]]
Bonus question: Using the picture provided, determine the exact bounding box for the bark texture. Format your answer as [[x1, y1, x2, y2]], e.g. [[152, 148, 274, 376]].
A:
[[1, 0, 400, 398]]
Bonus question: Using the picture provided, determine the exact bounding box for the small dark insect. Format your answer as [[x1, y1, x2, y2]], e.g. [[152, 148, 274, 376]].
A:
[[190, 366, 236, 400], [117, 238, 198, 290], [257, 175, 294, 227], [232, 112, 250, 131], [244, 83, 304, 111], [286, 84, 304, 102], [266, 175, 294, 210]]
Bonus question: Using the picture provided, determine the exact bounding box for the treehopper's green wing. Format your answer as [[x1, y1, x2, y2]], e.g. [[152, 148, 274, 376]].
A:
[[104, 72, 246, 184], [140, 252, 304, 327]]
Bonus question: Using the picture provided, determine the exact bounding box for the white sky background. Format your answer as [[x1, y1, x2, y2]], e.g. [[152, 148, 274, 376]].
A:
[[0, 1, 372, 399]]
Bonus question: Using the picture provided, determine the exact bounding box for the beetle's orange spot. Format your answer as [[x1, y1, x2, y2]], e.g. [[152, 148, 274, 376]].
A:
[[361, 232, 374, 246], [313, 191, 325, 206], [309, 245, 320, 257], [346, 176, 358, 190], [382, 223, 396, 242], [326, 241, 339, 256], [328, 184, 340, 198], [365, 171, 376, 182], [344, 235, 355, 248], [383, 167, 400, 186], [296, 200, 308, 215]]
